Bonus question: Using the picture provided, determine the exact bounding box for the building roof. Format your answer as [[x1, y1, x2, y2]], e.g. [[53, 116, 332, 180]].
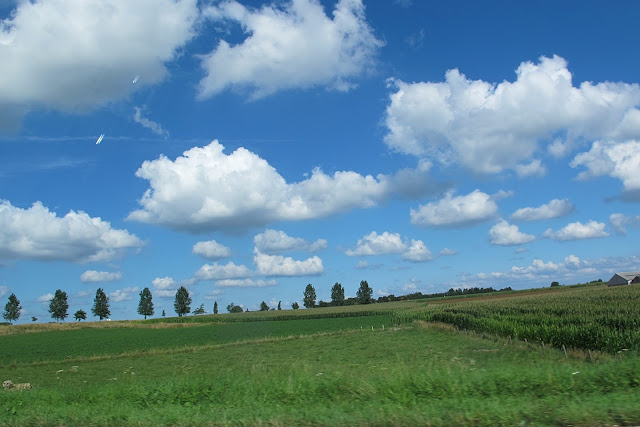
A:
[[615, 272, 640, 281]]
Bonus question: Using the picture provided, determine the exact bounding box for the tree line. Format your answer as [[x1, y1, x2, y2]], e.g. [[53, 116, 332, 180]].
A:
[[2, 280, 513, 323]]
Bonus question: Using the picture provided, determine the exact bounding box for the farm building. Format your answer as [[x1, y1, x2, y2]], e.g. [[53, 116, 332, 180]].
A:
[[607, 272, 640, 287]]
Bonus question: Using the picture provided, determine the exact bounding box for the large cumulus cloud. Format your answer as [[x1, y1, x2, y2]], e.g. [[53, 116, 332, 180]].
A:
[[384, 55, 640, 175]]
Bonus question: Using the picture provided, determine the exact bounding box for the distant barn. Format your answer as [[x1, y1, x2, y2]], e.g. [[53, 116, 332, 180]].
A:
[[607, 272, 640, 287]]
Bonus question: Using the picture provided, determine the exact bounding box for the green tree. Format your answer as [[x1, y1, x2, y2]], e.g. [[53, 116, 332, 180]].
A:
[[3, 293, 21, 324], [92, 288, 111, 320], [356, 280, 373, 304], [174, 286, 192, 317], [227, 303, 243, 313], [213, 301, 218, 314], [49, 289, 69, 322], [137, 287, 154, 319], [277, 301, 282, 310], [192, 303, 205, 315], [74, 309, 87, 321], [291, 302, 300, 309], [303, 284, 316, 308], [330, 282, 345, 306], [551, 281, 560, 287], [162, 309, 166, 317], [260, 301, 269, 311], [31, 316, 37, 322]]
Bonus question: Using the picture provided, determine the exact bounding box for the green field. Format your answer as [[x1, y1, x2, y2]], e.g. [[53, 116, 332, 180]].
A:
[[1, 284, 639, 426]]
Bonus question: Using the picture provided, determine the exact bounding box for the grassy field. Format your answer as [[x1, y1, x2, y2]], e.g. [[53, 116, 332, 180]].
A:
[[1, 285, 639, 426]]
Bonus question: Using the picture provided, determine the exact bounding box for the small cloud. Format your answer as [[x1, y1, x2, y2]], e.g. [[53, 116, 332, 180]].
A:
[[110, 287, 139, 302], [402, 239, 432, 262], [253, 250, 323, 277], [195, 262, 253, 280], [514, 159, 546, 178], [133, 106, 169, 137], [405, 29, 424, 49], [215, 279, 277, 288], [439, 248, 458, 256], [37, 293, 54, 303], [346, 231, 406, 256], [410, 190, 498, 228], [80, 270, 122, 283], [610, 213, 640, 236], [254, 229, 327, 253], [192, 240, 232, 260], [204, 289, 223, 299], [511, 199, 574, 221], [489, 220, 535, 246], [543, 221, 609, 241]]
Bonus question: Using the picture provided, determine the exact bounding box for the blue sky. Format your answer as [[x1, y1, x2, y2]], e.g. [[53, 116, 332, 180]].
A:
[[2, 0, 640, 322]]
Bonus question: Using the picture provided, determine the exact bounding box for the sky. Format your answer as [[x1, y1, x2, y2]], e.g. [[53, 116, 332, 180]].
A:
[[1, 0, 640, 322]]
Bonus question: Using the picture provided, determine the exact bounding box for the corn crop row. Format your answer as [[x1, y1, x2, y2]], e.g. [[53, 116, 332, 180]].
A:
[[391, 285, 640, 353]]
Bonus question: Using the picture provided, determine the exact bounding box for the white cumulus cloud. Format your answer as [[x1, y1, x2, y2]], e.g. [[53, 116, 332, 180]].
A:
[[510, 199, 574, 221], [489, 220, 535, 246], [402, 239, 432, 262], [0, 286, 8, 299], [151, 276, 178, 298], [0, 0, 198, 129], [80, 270, 122, 283], [384, 55, 640, 174], [110, 287, 139, 303], [571, 140, 640, 198], [254, 229, 327, 253], [0, 200, 143, 263], [128, 140, 437, 232], [410, 190, 498, 227], [198, 0, 382, 99], [346, 231, 406, 256], [192, 240, 232, 260], [253, 250, 323, 276], [194, 262, 253, 280], [346, 231, 432, 262], [543, 221, 609, 241]]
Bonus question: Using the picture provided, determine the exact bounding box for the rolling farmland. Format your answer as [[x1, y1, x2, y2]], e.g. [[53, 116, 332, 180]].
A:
[[1, 283, 639, 426]]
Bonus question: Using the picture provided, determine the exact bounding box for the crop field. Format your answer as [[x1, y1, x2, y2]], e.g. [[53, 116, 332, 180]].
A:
[[392, 283, 640, 353], [1, 285, 639, 426]]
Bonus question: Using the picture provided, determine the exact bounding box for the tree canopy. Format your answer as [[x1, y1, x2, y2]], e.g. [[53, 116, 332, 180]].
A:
[[74, 309, 87, 321], [49, 289, 69, 322], [303, 284, 316, 308], [192, 303, 205, 315], [92, 288, 111, 320], [260, 301, 269, 311], [213, 301, 218, 314], [3, 293, 21, 324], [356, 280, 373, 304], [174, 286, 192, 317], [331, 282, 345, 306], [137, 287, 154, 319], [227, 303, 243, 313]]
